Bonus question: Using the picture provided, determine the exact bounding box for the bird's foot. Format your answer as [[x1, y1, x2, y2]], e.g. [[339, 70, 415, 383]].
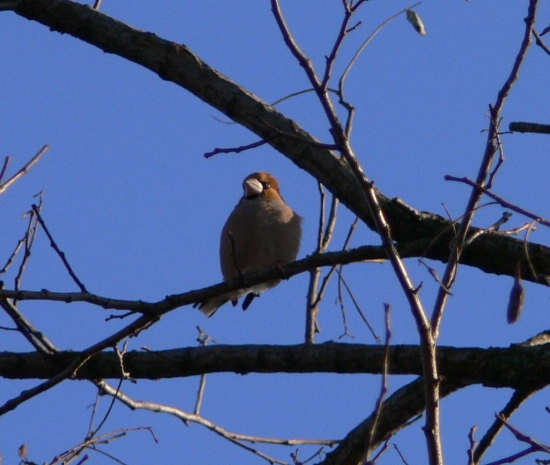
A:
[[242, 292, 259, 311]]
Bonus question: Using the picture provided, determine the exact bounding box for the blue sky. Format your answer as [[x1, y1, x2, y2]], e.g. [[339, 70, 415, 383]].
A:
[[1, 1, 550, 464]]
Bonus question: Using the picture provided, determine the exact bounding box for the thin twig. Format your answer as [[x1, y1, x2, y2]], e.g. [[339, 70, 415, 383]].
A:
[[334, 217, 364, 340], [364, 304, 391, 461], [49, 427, 156, 465], [261, 119, 339, 150], [0, 325, 18, 331], [521, 221, 538, 282], [486, 124, 506, 188], [14, 193, 43, 296], [336, 290, 355, 340], [0, 202, 56, 355], [0, 156, 10, 183], [312, 201, 345, 311], [99, 380, 342, 449], [418, 259, 451, 295], [317, 183, 327, 248], [367, 439, 390, 465], [204, 139, 269, 158], [0, 295, 57, 354], [31, 204, 88, 292], [338, 3, 420, 137], [467, 426, 478, 465], [339, 3, 419, 97], [306, 183, 339, 343], [194, 326, 214, 415], [271, 88, 316, 106], [445, 175, 550, 227], [337, 269, 380, 343], [487, 211, 513, 232], [272, 87, 342, 108], [473, 389, 536, 464], [533, 28, 550, 56], [88, 378, 124, 440], [499, 415, 550, 453], [393, 443, 411, 465], [301, 446, 327, 464], [305, 275, 322, 343], [482, 415, 550, 465], [323, 189, 339, 249], [87, 390, 102, 440], [96, 380, 339, 465], [321, 1, 355, 90], [0, 145, 49, 195], [485, 446, 538, 465], [0, 237, 25, 275]]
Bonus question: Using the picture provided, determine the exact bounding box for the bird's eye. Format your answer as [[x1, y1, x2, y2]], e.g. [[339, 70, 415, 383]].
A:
[[262, 182, 271, 189]]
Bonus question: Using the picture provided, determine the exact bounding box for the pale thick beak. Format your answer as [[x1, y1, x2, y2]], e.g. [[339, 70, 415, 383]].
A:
[[244, 178, 263, 198]]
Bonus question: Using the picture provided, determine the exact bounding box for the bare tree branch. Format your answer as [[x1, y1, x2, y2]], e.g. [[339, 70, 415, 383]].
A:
[[2, 343, 550, 389], [445, 175, 550, 227], [31, 204, 88, 292], [96, 379, 338, 465], [319, 377, 467, 465], [533, 28, 550, 56], [0, 296, 57, 354], [431, 0, 539, 337], [509, 121, 550, 133], [473, 389, 536, 464], [0, 156, 10, 183], [0, 145, 49, 195]]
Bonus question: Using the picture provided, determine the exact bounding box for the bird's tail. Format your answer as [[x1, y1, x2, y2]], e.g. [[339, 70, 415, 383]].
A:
[[198, 297, 227, 317]]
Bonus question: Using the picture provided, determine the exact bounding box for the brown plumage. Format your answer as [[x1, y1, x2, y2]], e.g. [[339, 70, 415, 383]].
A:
[[199, 172, 302, 317]]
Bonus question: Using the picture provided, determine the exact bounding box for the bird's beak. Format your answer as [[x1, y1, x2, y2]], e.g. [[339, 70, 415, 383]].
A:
[[244, 178, 263, 198]]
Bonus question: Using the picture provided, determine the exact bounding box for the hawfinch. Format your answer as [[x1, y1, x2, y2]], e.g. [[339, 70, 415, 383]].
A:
[[199, 172, 302, 317]]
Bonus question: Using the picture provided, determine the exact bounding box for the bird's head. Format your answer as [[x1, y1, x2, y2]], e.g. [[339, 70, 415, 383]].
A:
[[242, 172, 284, 202]]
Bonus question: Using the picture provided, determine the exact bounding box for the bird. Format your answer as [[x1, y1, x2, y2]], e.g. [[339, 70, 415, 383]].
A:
[[199, 172, 302, 317]]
